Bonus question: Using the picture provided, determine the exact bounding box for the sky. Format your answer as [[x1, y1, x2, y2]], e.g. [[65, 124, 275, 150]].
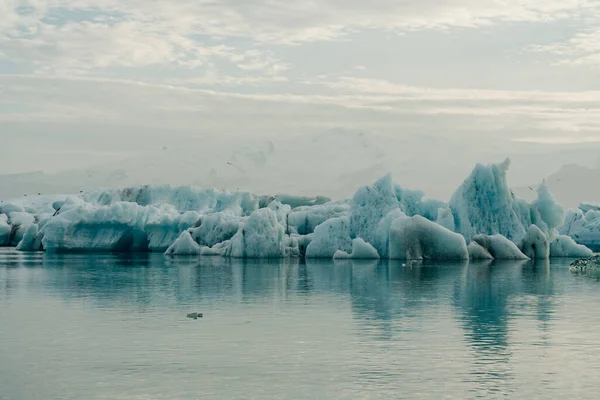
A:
[[1, 0, 600, 200]]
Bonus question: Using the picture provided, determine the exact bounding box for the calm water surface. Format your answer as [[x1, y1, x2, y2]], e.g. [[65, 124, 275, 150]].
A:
[[1, 249, 600, 399]]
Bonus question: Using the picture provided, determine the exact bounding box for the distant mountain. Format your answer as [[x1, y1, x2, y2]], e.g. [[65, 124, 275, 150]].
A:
[[0, 169, 129, 201], [0, 129, 469, 202], [513, 163, 600, 208]]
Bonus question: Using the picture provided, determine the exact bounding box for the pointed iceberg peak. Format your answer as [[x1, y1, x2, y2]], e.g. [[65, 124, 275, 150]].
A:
[[450, 159, 527, 242], [373, 172, 395, 194], [499, 157, 511, 172], [532, 178, 565, 232]]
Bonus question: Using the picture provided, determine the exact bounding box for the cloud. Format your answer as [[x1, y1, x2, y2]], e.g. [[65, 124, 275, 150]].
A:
[[512, 136, 600, 144], [3, 0, 600, 69], [531, 27, 600, 66], [2, 74, 600, 137]]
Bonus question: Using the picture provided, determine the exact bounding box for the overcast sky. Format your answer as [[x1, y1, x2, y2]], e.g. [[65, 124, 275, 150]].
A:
[[1, 0, 600, 198]]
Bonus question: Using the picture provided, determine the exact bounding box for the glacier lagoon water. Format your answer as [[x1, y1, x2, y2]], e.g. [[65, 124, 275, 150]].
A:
[[2, 249, 600, 399]]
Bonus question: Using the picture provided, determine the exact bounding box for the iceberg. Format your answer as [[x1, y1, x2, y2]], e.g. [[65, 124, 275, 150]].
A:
[[388, 215, 469, 260], [549, 235, 594, 258], [519, 225, 549, 260], [450, 159, 529, 242], [0, 158, 593, 260], [469, 234, 529, 260], [559, 208, 600, 252], [467, 242, 495, 260]]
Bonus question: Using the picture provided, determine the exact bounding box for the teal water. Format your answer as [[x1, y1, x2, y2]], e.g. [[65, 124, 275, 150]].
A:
[[1, 249, 600, 399]]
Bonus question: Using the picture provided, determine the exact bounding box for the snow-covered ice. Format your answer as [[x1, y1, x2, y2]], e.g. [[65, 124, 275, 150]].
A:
[[0, 158, 596, 260]]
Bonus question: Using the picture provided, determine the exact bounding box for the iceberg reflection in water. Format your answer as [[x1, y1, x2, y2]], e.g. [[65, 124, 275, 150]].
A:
[[1, 249, 600, 399]]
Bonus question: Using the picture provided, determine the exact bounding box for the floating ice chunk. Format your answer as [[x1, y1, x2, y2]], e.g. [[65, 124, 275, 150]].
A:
[[0, 214, 11, 246], [450, 158, 529, 242], [467, 242, 494, 260], [470, 234, 529, 260], [16, 224, 42, 252], [549, 235, 593, 258], [164, 231, 202, 255], [306, 217, 352, 259], [333, 238, 380, 259], [225, 208, 289, 258], [389, 215, 468, 260], [519, 225, 549, 259]]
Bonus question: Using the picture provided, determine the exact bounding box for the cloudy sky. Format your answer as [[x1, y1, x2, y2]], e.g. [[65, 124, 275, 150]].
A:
[[1, 0, 600, 199]]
